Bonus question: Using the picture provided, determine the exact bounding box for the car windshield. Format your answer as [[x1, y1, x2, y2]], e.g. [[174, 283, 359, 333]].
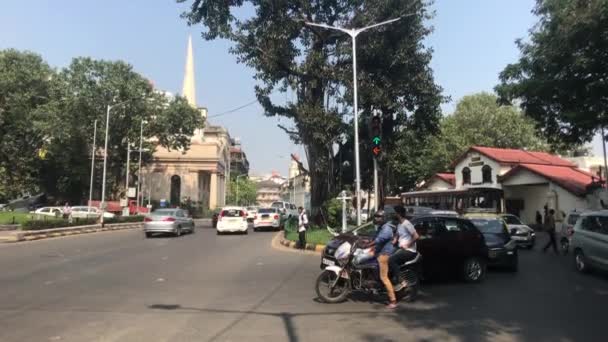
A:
[[567, 214, 580, 225], [221, 209, 243, 217], [152, 209, 176, 216], [502, 215, 522, 225], [247, 207, 257, 211], [270, 203, 282, 208], [258, 208, 276, 214], [471, 218, 506, 234]]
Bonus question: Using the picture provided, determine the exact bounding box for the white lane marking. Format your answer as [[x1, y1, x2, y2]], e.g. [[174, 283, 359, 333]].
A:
[[44, 280, 54, 285], [156, 278, 165, 282]]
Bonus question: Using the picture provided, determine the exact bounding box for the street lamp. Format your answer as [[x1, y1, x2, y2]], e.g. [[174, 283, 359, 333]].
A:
[[88, 120, 98, 208], [235, 174, 247, 205], [305, 16, 406, 225], [100, 99, 130, 225]]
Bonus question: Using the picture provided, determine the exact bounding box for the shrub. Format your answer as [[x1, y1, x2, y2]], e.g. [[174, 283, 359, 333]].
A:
[[22, 218, 98, 230], [323, 198, 343, 228], [104, 215, 145, 224]]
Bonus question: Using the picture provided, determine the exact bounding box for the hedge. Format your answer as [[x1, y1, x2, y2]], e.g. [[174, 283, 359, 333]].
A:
[[22, 218, 98, 231], [104, 215, 145, 224]]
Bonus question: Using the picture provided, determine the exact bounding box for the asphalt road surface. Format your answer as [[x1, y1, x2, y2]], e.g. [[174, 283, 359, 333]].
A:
[[0, 223, 607, 342]]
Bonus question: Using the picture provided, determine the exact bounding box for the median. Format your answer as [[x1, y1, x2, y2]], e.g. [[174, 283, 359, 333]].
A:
[[279, 218, 334, 253]]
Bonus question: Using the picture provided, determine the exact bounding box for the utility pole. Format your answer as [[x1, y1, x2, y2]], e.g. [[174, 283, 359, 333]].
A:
[[88, 120, 97, 207], [137, 121, 144, 213]]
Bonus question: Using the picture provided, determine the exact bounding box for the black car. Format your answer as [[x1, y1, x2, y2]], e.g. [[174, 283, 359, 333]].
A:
[[321, 215, 489, 282], [468, 217, 518, 271]]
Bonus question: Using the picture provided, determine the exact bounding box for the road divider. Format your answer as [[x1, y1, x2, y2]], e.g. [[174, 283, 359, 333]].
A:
[[278, 231, 326, 254], [1, 222, 143, 243]]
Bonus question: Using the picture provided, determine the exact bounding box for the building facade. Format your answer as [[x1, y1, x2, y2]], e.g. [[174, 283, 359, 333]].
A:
[[404, 146, 605, 225], [144, 35, 231, 210], [230, 139, 249, 179], [256, 180, 282, 208]]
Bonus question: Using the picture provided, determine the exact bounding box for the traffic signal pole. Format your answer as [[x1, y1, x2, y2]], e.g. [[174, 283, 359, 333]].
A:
[[374, 158, 378, 212]]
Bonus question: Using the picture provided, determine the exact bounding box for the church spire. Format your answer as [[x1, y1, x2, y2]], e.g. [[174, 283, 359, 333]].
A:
[[182, 34, 197, 107]]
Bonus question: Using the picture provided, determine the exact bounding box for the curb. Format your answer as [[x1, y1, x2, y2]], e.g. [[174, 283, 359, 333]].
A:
[[1, 222, 143, 243], [278, 232, 326, 254]]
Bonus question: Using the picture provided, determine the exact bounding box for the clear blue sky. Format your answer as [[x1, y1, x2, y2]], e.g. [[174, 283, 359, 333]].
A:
[[0, 0, 603, 175]]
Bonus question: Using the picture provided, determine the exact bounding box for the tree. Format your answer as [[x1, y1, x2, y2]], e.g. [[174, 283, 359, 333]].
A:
[[178, 0, 444, 210], [226, 177, 258, 206], [0, 49, 54, 200], [496, 0, 608, 146], [408, 92, 548, 188]]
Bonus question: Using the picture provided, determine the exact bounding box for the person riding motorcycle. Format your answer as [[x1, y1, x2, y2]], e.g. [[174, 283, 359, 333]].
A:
[[365, 210, 398, 309], [390, 205, 420, 292]]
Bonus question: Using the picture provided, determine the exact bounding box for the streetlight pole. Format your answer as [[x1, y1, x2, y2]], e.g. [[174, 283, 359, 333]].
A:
[[125, 138, 131, 193], [88, 120, 98, 208], [100, 100, 130, 225], [235, 174, 246, 205], [137, 121, 144, 213], [305, 16, 404, 225]]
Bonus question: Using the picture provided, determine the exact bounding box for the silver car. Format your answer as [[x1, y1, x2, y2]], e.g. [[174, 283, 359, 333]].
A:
[[571, 210, 608, 273], [144, 209, 194, 238]]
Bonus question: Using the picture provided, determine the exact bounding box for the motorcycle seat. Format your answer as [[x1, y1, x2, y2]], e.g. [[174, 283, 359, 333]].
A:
[[401, 253, 422, 266]]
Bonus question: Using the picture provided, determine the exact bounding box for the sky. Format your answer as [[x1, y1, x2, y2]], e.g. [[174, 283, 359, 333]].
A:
[[1, 0, 604, 176]]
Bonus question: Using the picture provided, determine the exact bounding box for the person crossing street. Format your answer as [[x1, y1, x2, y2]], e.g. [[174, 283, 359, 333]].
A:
[[298, 207, 308, 250]]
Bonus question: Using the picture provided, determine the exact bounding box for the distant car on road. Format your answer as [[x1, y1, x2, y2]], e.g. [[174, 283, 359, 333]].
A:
[[246, 206, 259, 222], [31, 207, 63, 218], [271, 201, 297, 218], [560, 209, 588, 254], [70, 206, 115, 219], [500, 214, 536, 249], [144, 208, 194, 238], [216, 206, 248, 235], [467, 216, 518, 271], [571, 210, 608, 273], [253, 208, 281, 232]]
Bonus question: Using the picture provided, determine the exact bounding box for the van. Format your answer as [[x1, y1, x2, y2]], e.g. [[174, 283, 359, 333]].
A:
[[270, 201, 297, 218], [571, 210, 608, 273]]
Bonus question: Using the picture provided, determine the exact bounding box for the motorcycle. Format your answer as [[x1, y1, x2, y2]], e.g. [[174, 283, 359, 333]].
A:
[[315, 240, 422, 304]]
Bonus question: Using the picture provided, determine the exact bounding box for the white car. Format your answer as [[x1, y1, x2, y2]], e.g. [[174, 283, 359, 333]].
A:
[[31, 207, 63, 218], [246, 206, 259, 222], [253, 208, 282, 232], [216, 206, 248, 235], [70, 206, 116, 219], [271, 201, 298, 218], [500, 214, 536, 249]]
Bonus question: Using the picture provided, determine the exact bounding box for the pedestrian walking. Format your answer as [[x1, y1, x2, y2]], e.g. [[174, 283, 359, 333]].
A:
[[543, 209, 558, 254], [298, 207, 308, 250]]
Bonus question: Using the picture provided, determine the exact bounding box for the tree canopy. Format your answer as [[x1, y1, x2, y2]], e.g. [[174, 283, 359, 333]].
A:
[[0, 49, 205, 203], [226, 177, 258, 206], [496, 0, 608, 146], [402, 92, 549, 189], [178, 0, 444, 209]]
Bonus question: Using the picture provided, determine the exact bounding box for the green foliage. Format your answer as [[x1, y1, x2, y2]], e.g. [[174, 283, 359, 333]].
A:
[[22, 217, 98, 230], [0, 49, 205, 203], [426, 93, 548, 175], [0, 212, 35, 225], [178, 0, 444, 207], [323, 198, 343, 229], [103, 215, 145, 224], [226, 177, 257, 206], [496, 0, 608, 145], [284, 217, 333, 246]]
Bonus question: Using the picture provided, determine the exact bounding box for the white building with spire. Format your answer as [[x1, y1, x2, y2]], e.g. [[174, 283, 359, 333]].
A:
[[145, 35, 231, 210]]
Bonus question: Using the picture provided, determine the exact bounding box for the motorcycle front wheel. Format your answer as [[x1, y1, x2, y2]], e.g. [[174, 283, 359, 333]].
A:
[[315, 269, 351, 303]]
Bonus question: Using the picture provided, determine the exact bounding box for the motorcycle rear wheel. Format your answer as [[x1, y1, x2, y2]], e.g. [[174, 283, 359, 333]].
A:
[[397, 270, 420, 303], [315, 270, 351, 304]]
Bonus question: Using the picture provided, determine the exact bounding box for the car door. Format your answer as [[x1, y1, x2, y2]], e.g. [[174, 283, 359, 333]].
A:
[[413, 217, 449, 276]]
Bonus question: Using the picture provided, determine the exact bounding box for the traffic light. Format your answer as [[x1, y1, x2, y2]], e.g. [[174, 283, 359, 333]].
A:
[[371, 116, 381, 158]]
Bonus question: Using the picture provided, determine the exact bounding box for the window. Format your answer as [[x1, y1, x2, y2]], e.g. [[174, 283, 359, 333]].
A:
[[482, 165, 492, 183], [502, 215, 522, 225], [40, 208, 50, 213], [581, 216, 608, 234], [414, 218, 446, 238], [443, 219, 461, 232], [462, 167, 471, 185]]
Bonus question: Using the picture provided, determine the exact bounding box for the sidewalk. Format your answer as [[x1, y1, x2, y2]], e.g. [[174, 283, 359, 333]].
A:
[[0, 230, 18, 242]]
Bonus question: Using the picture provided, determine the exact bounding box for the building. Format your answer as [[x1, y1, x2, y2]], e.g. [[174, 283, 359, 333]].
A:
[[281, 156, 310, 210], [144, 35, 231, 210], [256, 180, 282, 208], [230, 138, 249, 179], [403, 146, 605, 225]]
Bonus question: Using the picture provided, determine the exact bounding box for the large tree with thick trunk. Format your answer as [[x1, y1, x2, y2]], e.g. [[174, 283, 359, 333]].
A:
[[178, 0, 444, 210]]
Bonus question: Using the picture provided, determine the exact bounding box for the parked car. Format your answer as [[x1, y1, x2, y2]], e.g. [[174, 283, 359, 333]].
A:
[[271, 201, 298, 218], [321, 215, 489, 282], [246, 206, 259, 222], [500, 214, 536, 249], [467, 216, 518, 271], [144, 208, 194, 237], [560, 209, 589, 255], [31, 207, 63, 218], [253, 208, 282, 232], [571, 210, 608, 273], [70, 206, 115, 219], [216, 206, 248, 235]]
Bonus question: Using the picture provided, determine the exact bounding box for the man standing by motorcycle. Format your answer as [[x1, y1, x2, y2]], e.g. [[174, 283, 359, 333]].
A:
[[390, 205, 420, 291], [367, 210, 398, 309]]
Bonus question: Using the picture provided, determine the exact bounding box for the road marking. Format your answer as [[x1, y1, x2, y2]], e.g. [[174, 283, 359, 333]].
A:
[[256, 262, 264, 266], [161, 256, 168, 261], [156, 278, 165, 282], [44, 280, 54, 285]]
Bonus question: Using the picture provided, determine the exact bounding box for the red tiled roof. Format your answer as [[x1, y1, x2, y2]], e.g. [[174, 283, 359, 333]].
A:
[[500, 163, 600, 196], [451, 146, 575, 168], [436, 173, 456, 186]]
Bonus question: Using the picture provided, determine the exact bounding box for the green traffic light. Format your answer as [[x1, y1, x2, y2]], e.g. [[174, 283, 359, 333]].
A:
[[372, 136, 381, 145]]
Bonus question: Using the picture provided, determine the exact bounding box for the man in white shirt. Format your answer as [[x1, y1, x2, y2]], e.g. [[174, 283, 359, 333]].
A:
[[390, 205, 420, 291], [298, 207, 308, 250]]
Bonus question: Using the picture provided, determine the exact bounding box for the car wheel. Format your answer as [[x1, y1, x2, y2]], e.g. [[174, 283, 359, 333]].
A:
[[561, 238, 570, 255], [574, 249, 589, 273], [253, 227, 258, 232], [509, 253, 519, 272], [462, 257, 486, 283], [145, 232, 152, 238], [244, 229, 248, 235], [216, 230, 221, 235], [175, 226, 182, 237]]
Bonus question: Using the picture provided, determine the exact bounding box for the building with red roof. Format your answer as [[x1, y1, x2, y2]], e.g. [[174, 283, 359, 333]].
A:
[[405, 146, 604, 224]]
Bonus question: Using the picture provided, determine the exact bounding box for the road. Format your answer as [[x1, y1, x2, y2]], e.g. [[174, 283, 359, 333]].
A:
[[0, 223, 607, 342]]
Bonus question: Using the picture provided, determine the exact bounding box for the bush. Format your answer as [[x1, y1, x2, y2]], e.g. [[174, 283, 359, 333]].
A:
[[22, 217, 98, 230], [104, 215, 145, 224], [323, 198, 343, 228]]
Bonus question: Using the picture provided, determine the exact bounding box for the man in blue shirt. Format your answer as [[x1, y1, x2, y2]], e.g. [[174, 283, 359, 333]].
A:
[[368, 210, 397, 309]]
